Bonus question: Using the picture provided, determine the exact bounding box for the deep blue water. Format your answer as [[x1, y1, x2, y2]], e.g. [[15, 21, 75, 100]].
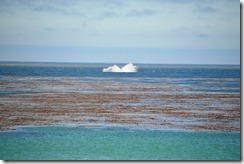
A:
[[0, 62, 240, 78], [0, 62, 240, 160], [0, 62, 240, 94]]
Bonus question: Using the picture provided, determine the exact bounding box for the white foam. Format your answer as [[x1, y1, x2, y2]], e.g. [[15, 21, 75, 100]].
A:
[[102, 63, 138, 73]]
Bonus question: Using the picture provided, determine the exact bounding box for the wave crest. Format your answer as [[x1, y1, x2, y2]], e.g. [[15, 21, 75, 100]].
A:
[[102, 63, 138, 72]]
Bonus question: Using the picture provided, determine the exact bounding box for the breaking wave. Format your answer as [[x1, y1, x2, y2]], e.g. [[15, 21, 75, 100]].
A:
[[102, 63, 138, 72]]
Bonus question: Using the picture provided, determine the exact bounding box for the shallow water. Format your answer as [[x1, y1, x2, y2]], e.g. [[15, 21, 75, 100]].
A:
[[0, 62, 240, 160], [0, 126, 240, 160]]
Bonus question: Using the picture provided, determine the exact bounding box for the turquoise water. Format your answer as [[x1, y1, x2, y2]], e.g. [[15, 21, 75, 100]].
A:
[[0, 126, 240, 160], [0, 62, 240, 160]]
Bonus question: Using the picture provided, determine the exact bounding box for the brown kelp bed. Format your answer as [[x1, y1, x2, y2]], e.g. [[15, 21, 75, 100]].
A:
[[0, 76, 240, 132]]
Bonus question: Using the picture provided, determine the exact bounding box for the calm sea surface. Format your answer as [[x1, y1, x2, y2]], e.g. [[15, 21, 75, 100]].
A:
[[0, 62, 240, 94], [0, 62, 240, 78], [0, 62, 240, 160], [0, 126, 240, 160]]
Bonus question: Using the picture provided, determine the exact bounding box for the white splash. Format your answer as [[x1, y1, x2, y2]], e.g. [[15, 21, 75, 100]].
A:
[[102, 63, 138, 72]]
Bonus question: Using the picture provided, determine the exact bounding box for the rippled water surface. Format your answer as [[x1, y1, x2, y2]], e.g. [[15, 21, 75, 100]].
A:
[[0, 62, 240, 160], [0, 126, 240, 160]]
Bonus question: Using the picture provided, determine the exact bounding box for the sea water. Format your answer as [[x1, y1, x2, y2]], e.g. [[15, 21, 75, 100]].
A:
[[0, 62, 240, 160], [0, 126, 240, 160], [0, 62, 240, 79], [0, 62, 240, 94]]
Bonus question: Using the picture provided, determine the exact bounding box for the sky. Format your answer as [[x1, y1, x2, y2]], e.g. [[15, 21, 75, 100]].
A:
[[0, 0, 240, 64]]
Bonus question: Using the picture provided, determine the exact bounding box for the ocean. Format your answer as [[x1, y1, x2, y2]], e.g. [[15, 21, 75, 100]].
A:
[[0, 62, 240, 160], [0, 126, 240, 160], [0, 62, 240, 78]]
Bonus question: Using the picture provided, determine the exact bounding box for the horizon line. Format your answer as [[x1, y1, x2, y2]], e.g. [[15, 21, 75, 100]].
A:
[[0, 60, 240, 66]]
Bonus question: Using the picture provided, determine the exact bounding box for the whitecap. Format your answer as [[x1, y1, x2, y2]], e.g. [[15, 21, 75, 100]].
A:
[[102, 63, 138, 73]]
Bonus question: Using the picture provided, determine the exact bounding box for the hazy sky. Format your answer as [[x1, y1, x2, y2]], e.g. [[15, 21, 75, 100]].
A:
[[0, 0, 240, 64]]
